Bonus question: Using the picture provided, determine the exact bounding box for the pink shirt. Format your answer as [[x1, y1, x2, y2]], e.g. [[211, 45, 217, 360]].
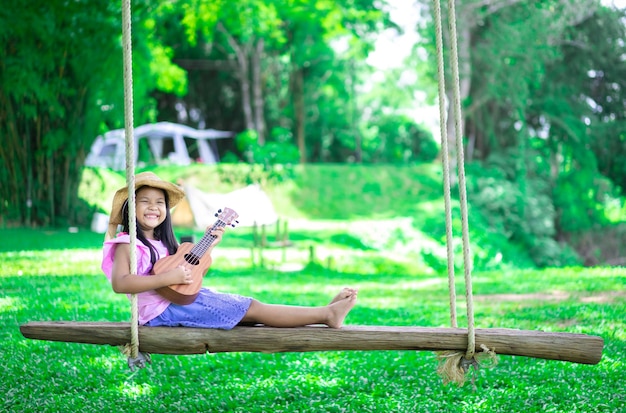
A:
[[101, 233, 171, 325]]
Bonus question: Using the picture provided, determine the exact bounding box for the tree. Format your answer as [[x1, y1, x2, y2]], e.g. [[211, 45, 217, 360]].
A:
[[0, 0, 187, 226], [0, 0, 121, 226], [580, 7, 626, 193], [155, 0, 284, 145], [153, 0, 393, 163], [417, 0, 626, 264]]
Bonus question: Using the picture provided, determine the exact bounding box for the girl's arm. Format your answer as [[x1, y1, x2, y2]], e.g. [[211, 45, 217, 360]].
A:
[[110, 244, 190, 294]]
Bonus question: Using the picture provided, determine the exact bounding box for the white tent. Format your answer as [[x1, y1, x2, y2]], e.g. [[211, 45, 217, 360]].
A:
[[172, 184, 279, 229], [85, 122, 233, 170]]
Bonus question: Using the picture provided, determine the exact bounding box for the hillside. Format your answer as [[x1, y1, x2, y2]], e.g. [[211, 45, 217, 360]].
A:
[[79, 163, 537, 274]]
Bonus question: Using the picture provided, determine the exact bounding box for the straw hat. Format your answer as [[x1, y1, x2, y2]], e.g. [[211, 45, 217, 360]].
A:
[[105, 172, 185, 240]]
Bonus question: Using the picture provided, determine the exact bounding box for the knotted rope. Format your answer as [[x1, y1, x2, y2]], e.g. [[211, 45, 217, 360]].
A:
[[431, 0, 497, 386], [120, 0, 149, 370]]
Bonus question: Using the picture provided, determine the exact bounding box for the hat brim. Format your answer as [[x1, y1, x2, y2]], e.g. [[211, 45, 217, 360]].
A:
[[106, 172, 185, 239]]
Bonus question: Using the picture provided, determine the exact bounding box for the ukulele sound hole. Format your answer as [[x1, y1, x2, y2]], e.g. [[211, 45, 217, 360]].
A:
[[184, 253, 200, 266]]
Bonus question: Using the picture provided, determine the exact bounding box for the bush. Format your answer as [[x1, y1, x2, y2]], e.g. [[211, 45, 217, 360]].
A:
[[220, 128, 300, 184], [465, 160, 582, 267], [362, 114, 439, 164], [529, 237, 581, 267], [553, 169, 614, 233], [234, 128, 300, 166]]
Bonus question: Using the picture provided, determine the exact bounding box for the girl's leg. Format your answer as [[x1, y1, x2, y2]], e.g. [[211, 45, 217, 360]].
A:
[[241, 289, 357, 329]]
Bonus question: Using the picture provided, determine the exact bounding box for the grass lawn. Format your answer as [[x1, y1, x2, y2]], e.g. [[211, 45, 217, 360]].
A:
[[1, 228, 625, 413]]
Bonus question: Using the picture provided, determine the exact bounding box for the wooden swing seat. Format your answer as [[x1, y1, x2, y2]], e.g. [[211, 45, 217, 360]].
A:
[[20, 322, 603, 365]]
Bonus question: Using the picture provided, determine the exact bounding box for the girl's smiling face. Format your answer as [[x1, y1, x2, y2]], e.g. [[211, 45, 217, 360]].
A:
[[136, 186, 167, 237]]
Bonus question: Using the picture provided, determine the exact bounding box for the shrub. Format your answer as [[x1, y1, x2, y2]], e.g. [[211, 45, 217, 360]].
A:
[[465, 160, 582, 267], [362, 114, 439, 164]]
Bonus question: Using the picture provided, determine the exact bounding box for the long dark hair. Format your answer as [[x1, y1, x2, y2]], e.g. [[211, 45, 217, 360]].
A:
[[120, 185, 180, 267]]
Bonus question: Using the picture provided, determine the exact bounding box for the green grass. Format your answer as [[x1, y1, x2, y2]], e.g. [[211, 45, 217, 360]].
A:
[[1, 228, 625, 412]]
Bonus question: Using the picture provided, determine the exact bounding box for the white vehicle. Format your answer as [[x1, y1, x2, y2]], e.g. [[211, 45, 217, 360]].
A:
[[85, 122, 233, 170]]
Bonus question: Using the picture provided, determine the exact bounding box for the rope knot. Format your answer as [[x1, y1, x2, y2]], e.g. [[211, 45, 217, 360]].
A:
[[436, 344, 498, 389], [120, 344, 151, 371]]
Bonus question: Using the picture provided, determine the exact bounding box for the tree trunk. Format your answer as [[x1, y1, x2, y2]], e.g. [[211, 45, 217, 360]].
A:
[[443, 0, 530, 163], [47, 155, 54, 227], [238, 49, 255, 132], [252, 39, 266, 145], [349, 61, 361, 163], [219, 24, 255, 131], [293, 68, 306, 163]]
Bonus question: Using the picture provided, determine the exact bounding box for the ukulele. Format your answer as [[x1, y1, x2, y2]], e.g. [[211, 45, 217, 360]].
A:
[[152, 207, 239, 305]]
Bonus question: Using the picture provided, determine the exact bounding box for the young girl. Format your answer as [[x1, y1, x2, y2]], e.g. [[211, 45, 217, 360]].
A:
[[102, 172, 357, 329]]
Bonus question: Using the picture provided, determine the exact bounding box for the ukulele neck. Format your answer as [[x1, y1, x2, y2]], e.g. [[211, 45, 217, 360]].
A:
[[189, 222, 225, 258]]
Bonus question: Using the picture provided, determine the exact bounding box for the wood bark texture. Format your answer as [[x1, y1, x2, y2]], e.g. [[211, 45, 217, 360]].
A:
[[20, 322, 603, 365]]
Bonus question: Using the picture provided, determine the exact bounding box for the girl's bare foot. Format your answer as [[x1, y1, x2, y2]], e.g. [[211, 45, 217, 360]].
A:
[[326, 294, 357, 329], [329, 287, 358, 304]]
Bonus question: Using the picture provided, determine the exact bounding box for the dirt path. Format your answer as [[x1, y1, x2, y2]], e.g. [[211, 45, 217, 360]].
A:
[[475, 290, 626, 304]]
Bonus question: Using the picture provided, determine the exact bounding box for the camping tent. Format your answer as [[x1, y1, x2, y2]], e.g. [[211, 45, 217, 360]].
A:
[[85, 122, 234, 170], [172, 184, 278, 229]]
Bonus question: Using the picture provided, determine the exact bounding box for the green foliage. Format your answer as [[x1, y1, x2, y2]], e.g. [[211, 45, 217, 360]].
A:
[[4, 0, 626, 245], [553, 170, 613, 233], [573, 6, 626, 193], [226, 128, 300, 184], [417, 1, 626, 266], [234, 128, 300, 165], [235, 129, 260, 154], [465, 159, 581, 267], [260, 140, 301, 166], [0, 0, 122, 226], [286, 163, 442, 220], [1, 228, 625, 412], [361, 113, 439, 163], [0, 0, 189, 227], [4, 0, 626, 276], [150, 0, 395, 162], [78, 167, 126, 215]]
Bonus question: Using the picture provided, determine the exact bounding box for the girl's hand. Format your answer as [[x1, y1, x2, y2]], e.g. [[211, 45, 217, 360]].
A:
[[210, 226, 226, 246], [171, 265, 193, 285]]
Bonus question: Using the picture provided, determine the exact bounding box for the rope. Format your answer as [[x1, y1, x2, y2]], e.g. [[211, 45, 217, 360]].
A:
[[431, 0, 497, 386], [432, 0, 457, 329], [445, 0, 476, 360], [121, 0, 140, 363]]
